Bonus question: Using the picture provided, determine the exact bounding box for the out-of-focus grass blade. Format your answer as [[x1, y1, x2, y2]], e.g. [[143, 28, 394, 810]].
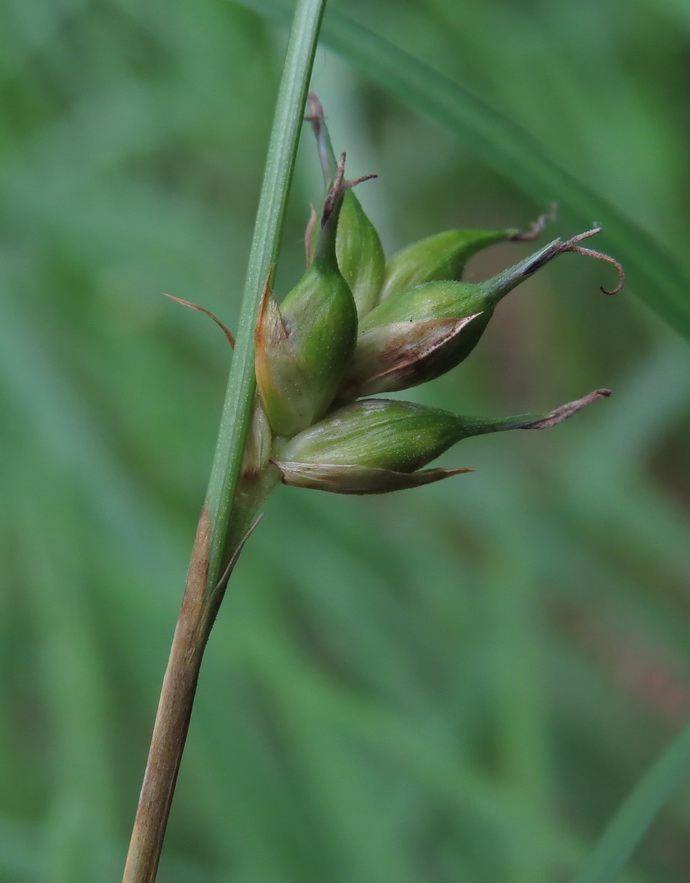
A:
[[238, 0, 690, 342], [241, 610, 586, 877], [0, 818, 40, 880], [0, 265, 181, 576], [571, 718, 690, 883]]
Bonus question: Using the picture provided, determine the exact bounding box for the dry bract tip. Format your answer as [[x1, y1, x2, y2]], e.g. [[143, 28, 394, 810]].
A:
[[558, 227, 625, 295], [514, 388, 612, 430], [163, 293, 236, 348], [305, 91, 325, 125], [510, 202, 559, 242]]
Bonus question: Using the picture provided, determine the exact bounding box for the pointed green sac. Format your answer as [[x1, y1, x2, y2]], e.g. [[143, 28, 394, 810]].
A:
[[344, 240, 562, 397], [272, 390, 608, 494], [274, 398, 554, 474], [305, 94, 384, 319], [378, 227, 518, 303], [255, 179, 358, 438], [335, 189, 385, 319]]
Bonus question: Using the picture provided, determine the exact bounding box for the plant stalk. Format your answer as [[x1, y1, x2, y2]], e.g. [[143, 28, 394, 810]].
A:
[[122, 510, 216, 883], [122, 0, 327, 878]]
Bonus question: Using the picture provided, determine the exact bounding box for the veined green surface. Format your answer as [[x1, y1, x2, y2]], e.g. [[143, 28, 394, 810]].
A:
[[1, 1, 690, 881]]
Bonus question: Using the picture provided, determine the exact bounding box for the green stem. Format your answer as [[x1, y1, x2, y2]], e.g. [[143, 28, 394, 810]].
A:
[[205, 0, 327, 600], [121, 2, 326, 880]]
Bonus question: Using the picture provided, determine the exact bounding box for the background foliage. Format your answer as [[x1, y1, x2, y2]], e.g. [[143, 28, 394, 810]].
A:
[[2, 0, 690, 880]]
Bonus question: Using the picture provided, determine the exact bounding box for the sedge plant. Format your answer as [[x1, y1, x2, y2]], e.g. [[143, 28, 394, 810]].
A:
[[122, 2, 628, 879]]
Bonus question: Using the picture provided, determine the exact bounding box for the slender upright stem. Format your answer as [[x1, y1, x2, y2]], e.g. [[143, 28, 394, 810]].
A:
[[122, 1, 327, 878], [204, 0, 327, 594], [123, 510, 216, 883]]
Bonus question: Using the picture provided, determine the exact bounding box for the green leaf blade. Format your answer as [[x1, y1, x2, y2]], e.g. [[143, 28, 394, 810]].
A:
[[572, 720, 690, 883]]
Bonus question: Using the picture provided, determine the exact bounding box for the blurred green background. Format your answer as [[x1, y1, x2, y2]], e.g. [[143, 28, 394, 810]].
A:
[[2, 0, 690, 881]]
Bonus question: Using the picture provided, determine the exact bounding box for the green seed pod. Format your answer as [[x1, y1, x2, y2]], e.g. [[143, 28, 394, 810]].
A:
[[306, 93, 384, 318], [336, 189, 385, 318], [341, 228, 624, 398], [379, 227, 517, 302], [340, 312, 484, 399], [278, 399, 469, 472], [273, 390, 610, 494], [255, 156, 358, 437], [378, 205, 557, 303]]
